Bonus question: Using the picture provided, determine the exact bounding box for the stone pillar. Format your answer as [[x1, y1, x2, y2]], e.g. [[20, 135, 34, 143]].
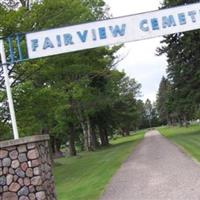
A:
[[0, 135, 56, 200]]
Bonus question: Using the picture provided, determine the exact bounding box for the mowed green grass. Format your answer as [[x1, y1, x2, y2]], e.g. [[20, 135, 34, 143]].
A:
[[158, 125, 200, 162], [53, 130, 145, 200]]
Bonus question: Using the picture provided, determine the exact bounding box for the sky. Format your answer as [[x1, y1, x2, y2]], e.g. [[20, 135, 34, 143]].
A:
[[104, 0, 167, 102]]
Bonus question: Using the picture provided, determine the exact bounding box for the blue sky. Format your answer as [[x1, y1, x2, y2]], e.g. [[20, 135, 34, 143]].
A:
[[105, 0, 167, 102]]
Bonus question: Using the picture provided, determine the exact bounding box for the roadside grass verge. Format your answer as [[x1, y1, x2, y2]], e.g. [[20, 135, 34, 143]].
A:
[[158, 125, 200, 162], [53, 130, 145, 200]]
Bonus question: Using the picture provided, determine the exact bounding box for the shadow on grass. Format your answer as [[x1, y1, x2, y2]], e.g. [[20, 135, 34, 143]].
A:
[[158, 125, 200, 141], [165, 130, 200, 139], [53, 162, 63, 167], [110, 139, 141, 148], [54, 135, 143, 167], [99, 134, 144, 150]]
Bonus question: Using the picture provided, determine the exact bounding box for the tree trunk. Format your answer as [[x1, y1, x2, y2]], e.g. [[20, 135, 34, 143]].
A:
[[50, 135, 55, 161], [121, 129, 126, 137], [86, 117, 92, 151], [91, 125, 99, 149], [167, 115, 171, 126], [99, 126, 109, 146], [77, 109, 89, 151], [86, 117, 97, 151], [99, 125, 107, 146], [68, 123, 77, 156], [183, 114, 189, 127], [90, 128, 98, 151], [148, 117, 152, 128], [178, 116, 183, 127], [41, 127, 49, 135], [50, 135, 63, 158], [122, 128, 130, 136], [125, 129, 130, 136], [80, 121, 89, 151], [51, 136, 55, 154], [103, 128, 109, 145]]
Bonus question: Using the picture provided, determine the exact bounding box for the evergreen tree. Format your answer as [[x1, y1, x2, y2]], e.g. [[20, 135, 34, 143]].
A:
[[157, 0, 200, 125]]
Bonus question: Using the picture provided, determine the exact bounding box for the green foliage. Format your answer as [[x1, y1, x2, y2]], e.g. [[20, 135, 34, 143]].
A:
[[142, 99, 160, 128], [0, 122, 11, 141], [156, 76, 172, 124], [0, 0, 143, 157]]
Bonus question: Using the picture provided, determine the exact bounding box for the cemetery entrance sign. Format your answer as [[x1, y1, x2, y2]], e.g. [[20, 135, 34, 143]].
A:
[[26, 2, 200, 59], [1, 2, 200, 139]]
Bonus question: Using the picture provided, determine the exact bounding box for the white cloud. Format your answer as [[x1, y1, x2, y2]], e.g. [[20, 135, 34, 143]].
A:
[[104, 0, 167, 102]]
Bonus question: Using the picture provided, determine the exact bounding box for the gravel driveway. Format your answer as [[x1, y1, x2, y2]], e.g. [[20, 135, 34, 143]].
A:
[[100, 130, 200, 200]]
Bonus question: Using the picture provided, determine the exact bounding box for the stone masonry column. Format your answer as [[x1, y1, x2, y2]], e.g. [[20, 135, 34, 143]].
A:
[[0, 135, 56, 200]]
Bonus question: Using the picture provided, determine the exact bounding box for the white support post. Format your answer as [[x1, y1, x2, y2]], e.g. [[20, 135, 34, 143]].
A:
[[0, 39, 19, 140]]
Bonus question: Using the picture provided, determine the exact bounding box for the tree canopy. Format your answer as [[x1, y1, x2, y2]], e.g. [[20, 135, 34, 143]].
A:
[[0, 0, 145, 157]]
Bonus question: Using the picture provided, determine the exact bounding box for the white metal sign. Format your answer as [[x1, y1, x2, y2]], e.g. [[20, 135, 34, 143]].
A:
[[26, 3, 200, 59]]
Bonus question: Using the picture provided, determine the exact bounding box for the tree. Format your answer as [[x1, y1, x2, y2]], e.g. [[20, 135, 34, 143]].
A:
[[112, 75, 141, 135], [0, 0, 143, 159], [157, 0, 200, 125], [157, 76, 171, 124], [144, 99, 153, 128]]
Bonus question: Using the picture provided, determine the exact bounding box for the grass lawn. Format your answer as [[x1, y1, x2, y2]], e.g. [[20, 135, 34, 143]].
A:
[[158, 125, 200, 162], [53, 130, 145, 200]]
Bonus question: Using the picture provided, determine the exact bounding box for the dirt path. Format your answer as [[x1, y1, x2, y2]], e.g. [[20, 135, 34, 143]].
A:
[[100, 130, 200, 200]]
